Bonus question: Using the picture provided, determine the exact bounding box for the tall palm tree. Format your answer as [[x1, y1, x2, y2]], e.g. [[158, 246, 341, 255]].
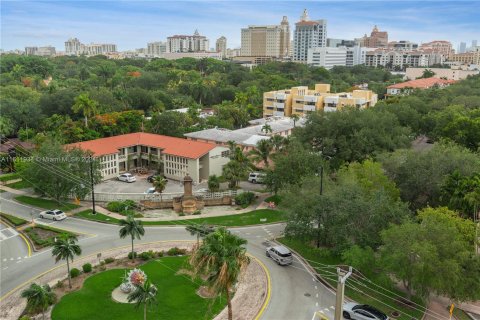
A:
[[261, 123, 273, 135], [119, 214, 145, 259], [270, 135, 285, 152], [128, 280, 158, 320], [186, 223, 212, 246], [21, 283, 56, 320], [152, 175, 168, 200], [249, 139, 273, 168], [189, 227, 249, 320], [291, 114, 300, 127], [72, 93, 98, 128], [51, 235, 82, 289]]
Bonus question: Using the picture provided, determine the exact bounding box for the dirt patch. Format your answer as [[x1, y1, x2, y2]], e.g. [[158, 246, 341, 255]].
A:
[[31, 227, 58, 240], [197, 286, 216, 299], [176, 268, 194, 277]]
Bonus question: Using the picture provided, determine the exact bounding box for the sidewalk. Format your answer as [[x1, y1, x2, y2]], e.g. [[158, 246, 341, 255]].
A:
[[0, 185, 29, 195], [424, 296, 480, 320]]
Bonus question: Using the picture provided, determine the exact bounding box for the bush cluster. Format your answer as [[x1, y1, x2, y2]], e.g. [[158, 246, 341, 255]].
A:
[[82, 263, 92, 273], [70, 268, 80, 278], [106, 200, 137, 213], [167, 247, 187, 256], [235, 192, 255, 207]]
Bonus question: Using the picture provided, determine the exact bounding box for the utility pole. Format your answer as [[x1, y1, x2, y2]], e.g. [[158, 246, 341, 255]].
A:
[[89, 156, 97, 215], [334, 266, 352, 320]]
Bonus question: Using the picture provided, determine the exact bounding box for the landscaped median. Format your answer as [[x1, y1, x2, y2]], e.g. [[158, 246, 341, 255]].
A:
[[75, 208, 286, 227], [278, 238, 426, 320], [24, 224, 77, 249], [0, 212, 28, 227], [14, 195, 80, 212]]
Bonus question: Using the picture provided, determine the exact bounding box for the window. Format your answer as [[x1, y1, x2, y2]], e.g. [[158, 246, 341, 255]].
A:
[[221, 151, 229, 158]]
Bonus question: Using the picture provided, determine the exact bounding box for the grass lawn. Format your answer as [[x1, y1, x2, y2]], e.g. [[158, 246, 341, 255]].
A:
[[0, 173, 19, 181], [75, 209, 286, 227], [51, 256, 226, 320], [5, 179, 32, 189], [452, 308, 471, 320], [279, 238, 426, 320], [0, 212, 28, 226], [24, 224, 77, 248], [15, 195, 80, 212]]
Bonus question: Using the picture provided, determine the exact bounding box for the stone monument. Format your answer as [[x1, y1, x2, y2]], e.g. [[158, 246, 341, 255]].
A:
[[173, 174, 205, 214]]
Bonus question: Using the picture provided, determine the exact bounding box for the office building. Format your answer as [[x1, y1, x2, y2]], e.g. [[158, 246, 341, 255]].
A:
[[240, 16, 290, 59], [346, 46, 368, 67], [307, 47, 347, 69], [67, 132, 229, 183], [167, 30, 209, 53], [216, 36, 227, 58], [357, 26, 388, 48], [293, 9, 327, 63], [459, 42, 467, 53], [263, 84, 377, 117], [147, 42, 167, 56], [25, 46, 56, 56], [25, 47, 38, 55], [65, 38, 117, 56], [327, 38, 355, 48]]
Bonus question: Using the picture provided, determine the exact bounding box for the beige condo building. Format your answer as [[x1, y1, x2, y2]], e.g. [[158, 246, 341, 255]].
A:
[[263, 84, 377, 117]]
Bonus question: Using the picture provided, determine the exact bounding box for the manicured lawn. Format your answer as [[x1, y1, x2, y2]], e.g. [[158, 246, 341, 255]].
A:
[[0, 173, 19, 181], [0, 212, 28, 226], [15, 196, 80, 212], [5, 179, 32, 189], [51, 256, 226, 320], [24, 224, 77, 248], [75, 209, 286, 226], [278, 238, 426, 320]]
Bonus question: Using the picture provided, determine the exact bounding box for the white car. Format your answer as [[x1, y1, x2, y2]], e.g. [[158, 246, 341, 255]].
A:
[[118, 173, 136, 183], [195, 188, 209, 193], [343, 303, 389, 320], [144, 187, 159, 194], [39, 209, 67, 221], [248, 172, 266, 184], [266, 245, 293, 266]]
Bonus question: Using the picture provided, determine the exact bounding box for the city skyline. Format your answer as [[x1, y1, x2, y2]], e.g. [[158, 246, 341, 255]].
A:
[[1, 1, 479, 51]]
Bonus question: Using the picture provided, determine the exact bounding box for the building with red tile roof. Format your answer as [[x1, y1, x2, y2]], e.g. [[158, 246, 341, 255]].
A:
[[387, 78, 456, 96], [67, 132, 229, 183]]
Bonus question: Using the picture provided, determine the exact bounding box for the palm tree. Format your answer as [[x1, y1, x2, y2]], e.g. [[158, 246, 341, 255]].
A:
[[249, 139, 273, 168], [291, 114, 300, 127], [119, 214, 145, 259], [270, 135, 286, 152], [208, 175, 220, 192], [72, 93, 98, 128], [186, 223, 213, 246], [261, 123, 273, 135], [51, 235, 82, 289], [152, 175, 168, 200], [21, 283, 56, 320], [189, 227, 249, 320], [128, 280, 158, 320]]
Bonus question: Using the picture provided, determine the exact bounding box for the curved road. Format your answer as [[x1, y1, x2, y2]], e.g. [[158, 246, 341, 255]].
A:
[[0, 194, 337, 320]]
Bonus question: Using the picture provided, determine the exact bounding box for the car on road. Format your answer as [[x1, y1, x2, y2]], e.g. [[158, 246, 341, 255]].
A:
[[118, 173, 136, 183], [147, 174, 162, 183], [144, 187, 159, 194], [343, 303, 389, 320], [248, 172, 266, 184], [266, 245, 293, 265], [39, 209, 67, 221]]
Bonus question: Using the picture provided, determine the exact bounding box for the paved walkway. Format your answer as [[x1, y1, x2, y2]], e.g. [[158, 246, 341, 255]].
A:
[[0, 185, 28, 195]]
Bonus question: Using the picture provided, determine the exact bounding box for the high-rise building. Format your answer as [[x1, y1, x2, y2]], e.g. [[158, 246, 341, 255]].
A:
[[459, 42, 467, 53], [65, 38, 117, 56], [307, 47, 347, 69], [293, 9, 327, 63], [472, 40, 478, 48], [240, 16, 290, 59], [216, 36, 227, 58], [357, 26, 388, 48], [147, 42, 167, 56], [65, 38, 82, 55], [167, 30, 209, 53]]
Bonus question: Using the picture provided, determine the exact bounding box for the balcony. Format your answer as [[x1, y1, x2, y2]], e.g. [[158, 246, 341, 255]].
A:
[[273, 111, 285, 117], [118, 155, 126, 161], [274, 93, 287, 100], [303, 95, 317, 103], [274, 102, 285, 109], [303, 105, 316, 112]]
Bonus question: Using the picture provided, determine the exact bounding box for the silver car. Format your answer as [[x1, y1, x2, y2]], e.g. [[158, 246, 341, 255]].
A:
[[118, 173, 136, 183], [266, 245, 293, 265], [343, 303, 389, 320], [39, 209, 67, 221]]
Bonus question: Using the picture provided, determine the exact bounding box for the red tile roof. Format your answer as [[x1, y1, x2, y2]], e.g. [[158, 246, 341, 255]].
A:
[[66, 132, 216, 159], [387, 78, 456, 90]]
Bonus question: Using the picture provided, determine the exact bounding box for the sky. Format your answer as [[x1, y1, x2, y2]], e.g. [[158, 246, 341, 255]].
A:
[[1, 1, 479, 51]]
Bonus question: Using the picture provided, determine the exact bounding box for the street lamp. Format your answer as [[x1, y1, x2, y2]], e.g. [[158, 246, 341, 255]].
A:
[[89, 156, 97, 215]]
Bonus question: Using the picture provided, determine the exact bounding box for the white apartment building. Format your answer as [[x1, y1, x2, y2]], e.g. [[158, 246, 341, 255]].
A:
[[25, 46, 56, 56], [167, 30, 209, 53], [160, 51, 222, 60], [307, 47, 347, 69], [346, 46, 368, 67], [65, 38, 117, 56], [293, 9, 327, 63], [365, 49, 445, 69], [240, 16, 290, 59], [147, 42, 167, 56]]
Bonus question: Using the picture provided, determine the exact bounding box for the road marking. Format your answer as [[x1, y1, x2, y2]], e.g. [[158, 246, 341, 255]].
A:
[[316, 302, 319, 306], [24, 256, 28, 259], [16, 261, 22, 264], [315, 285, 318, 290], [2, 259, 6, 262], [0, 227, 19, 241], [17, 257, 21, 260], [252, 254, 271, 320], [316, 293, 319, 298], [18, 232, 32, 257], [9, 258, 13, 261]]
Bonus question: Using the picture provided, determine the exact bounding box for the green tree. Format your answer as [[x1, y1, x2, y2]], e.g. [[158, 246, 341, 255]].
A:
[[21, 283, 56, 320], [127, 280, 158, 320], [186, 223, 213, 246], [261, 123, 272, 135], [291, 114, 300, 127], [72, 93, 98, 128], [0, 116, 15, 136], [189, 227, 249, 320], [152, 175, 168, 200], [119, 214, 145, 259], [420, 69, 435, 78], [52, 235, 82, 289], [222, 160, 247, 189], [380, 207, 479, 301], [208, 174, 220, 192]]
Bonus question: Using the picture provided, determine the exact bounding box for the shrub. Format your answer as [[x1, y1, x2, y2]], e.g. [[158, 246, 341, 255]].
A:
[[139, 251, 155, 261], [193, 210, 201, 215], [104, 257, 115, 264], [106, 200, 137, 213], [167, 247, 186, 256], [54, 280, 64, 289], [82, 263, 92, 273], [128, 252, 137, 259], [265, 194, 282, 205], [235, 192, 255, 207], [70, 268, 81, 278], [156, 251, 164, 257], [106, 201, 123, 212]]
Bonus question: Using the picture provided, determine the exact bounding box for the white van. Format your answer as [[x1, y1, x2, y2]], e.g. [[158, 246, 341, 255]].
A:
[[248, 172, 266, 184], [266, 245, 293, 266]]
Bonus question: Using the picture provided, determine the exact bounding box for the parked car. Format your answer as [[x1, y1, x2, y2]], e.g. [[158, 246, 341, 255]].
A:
[[248, 172, 266, 184], [195, 188, 209, 193], [118, 173, 136, 183], [343, 303, 389, 320], [39, 209, 67, 221], [147, 174, 162, 183], [144, 187, 159, 194], [266, 245, 293, 266]]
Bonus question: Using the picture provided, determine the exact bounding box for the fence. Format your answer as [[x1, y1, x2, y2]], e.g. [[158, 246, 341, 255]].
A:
[[82, 189, 244, 203]]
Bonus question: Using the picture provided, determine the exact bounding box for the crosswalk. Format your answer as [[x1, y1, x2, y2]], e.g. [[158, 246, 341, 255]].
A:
[[0, 227, 19, 241]]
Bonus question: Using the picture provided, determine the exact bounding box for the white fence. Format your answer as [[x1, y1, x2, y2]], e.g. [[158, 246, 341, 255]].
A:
[[82, 189, 244, 202]]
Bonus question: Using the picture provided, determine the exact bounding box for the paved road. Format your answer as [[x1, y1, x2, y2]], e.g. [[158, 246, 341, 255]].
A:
[[0, 193, 336, 320], [0, 222, 29, 269]]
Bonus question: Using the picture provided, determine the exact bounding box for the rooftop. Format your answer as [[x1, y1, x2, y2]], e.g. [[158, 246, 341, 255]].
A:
[[387, 78, 456, 90], [66, 132, 216, 158], [184, 128, 269, 147]]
